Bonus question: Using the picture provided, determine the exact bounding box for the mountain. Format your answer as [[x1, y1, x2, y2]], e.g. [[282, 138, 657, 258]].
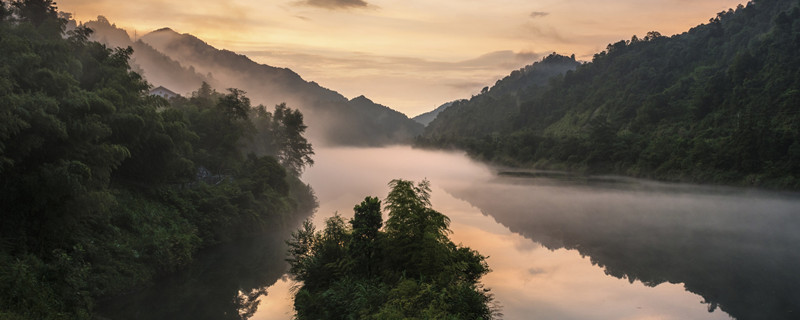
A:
[[83, 18, 423, 146], [412, 101, 454, 126], [420, 0, 800, 188], [423, 53, 579, 139], [346, 95, 425, 141], [138, 27, 423, 146], [83, 17, 209, 94]]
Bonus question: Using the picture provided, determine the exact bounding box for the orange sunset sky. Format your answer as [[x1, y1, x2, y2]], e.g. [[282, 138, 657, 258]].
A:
[[59, 0, 745, 116]]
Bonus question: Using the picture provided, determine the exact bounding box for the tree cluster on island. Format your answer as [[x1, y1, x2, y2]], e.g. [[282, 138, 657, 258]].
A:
[[288, 179, 498, 319]]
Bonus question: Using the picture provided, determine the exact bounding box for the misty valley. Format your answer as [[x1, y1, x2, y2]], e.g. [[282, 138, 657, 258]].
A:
[[97, 147, 800, 320], [3, 0, 800, 319]]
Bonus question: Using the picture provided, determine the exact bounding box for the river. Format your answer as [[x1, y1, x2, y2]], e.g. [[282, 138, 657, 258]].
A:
[[101, 146, 800, 320]]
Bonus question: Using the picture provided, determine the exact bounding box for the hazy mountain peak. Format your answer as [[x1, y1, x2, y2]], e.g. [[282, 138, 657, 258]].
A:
[[151, 27, 177, 34], [142, 27, 206, 51], [88, 16, 422, 146], [350, 95, 372, 103], [412, 101, 454, 126], [83, 17, 132, 48]]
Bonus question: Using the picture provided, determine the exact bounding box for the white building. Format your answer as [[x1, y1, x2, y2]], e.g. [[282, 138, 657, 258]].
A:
[[149, 86, 178, 99]]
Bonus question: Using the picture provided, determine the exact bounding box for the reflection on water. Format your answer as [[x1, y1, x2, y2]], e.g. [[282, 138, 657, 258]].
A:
[[421, 189, 733, 320], [255, 147, 765, 319], [100, 147, 800, 319], [446, 174, 800, 320], [96, 231, 294, 320]]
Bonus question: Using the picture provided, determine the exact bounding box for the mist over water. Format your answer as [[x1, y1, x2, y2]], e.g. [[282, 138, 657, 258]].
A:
[[100, 146, 798, 319], [300, 146, 494, 227], [253, 146, 800, 319], [446, 175, 800, 319]]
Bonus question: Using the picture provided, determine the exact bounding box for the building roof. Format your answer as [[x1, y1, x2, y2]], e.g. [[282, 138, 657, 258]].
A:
[[149, 86, 177, 97]]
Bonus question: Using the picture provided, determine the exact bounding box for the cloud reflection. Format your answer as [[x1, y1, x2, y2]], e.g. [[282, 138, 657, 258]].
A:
[[530, 11, 550, 18], [297, 0, 370, 10]]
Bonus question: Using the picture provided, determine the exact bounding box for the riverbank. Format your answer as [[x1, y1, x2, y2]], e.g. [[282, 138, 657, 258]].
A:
[[413, 142, 800, 191]]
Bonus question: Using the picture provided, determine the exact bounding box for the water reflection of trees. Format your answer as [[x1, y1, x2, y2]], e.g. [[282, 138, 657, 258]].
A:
[[447, 177, 800, 320], [96, 231, 290, 320]]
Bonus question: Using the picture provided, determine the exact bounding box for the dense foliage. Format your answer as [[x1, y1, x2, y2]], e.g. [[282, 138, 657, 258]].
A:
[[420, 0, 800, 188], [0, 1, 315, 318], [424, 53, 579, 140], [287, 180, 497, 319]]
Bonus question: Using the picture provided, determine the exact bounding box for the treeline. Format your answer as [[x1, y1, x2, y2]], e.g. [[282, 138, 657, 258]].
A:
[[419, 0, 800, 188], [0, 1, 314, 319], [287, 180, 497, 319]]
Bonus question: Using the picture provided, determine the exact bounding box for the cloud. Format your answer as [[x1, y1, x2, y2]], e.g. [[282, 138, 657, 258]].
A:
[[176, 12, 256, 33], [244, 49, 541, 75], [530, 11, 549, 18], [520, 21, 570, 44], [528, 267, 546, 276], [297, 0, 369, 10], [457, 50, 543, 70], [447, 80, 487, 91]]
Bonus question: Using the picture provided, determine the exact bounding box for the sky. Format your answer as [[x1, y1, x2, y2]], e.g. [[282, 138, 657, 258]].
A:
[[59, 0, 745, 116]]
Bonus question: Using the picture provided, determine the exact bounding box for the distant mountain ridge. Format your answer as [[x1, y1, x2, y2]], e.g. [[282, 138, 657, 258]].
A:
[[412, 102, 453, 126], [413, 54, 579, 128], [83, 17, 208, 95], [83, 18, 423, 146]]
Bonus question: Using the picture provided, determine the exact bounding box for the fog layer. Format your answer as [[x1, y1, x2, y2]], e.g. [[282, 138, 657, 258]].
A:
[[448, 172, 800, 320], [258, 146, 762, 320]]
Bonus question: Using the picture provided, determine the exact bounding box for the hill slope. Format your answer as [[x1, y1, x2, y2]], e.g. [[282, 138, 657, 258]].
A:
[[420, 0, 800, 188], [84, 17, 209, 95], [84, 18, 423, 146], [138, 27, 423, 146], [412, 101, 454, 126], [424, 53, 579, 138]]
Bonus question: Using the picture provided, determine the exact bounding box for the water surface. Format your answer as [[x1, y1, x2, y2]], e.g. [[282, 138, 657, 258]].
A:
[[101, 146, 800, 319], [257, 146, 800, 319]]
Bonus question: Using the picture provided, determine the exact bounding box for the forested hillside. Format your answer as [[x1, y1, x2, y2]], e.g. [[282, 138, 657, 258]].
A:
[[424, 53, 579, 138], [0, 1, 315, 318], [83, 19, 424, 146], [420, 0, 800, 188], [412, 101, 453, 126]]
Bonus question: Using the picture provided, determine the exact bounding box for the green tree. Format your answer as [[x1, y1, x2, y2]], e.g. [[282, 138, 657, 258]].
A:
[[383, 179, 453, 279], [350, 196, 382, 277], [287, 179, 495, 320], [272, 103, 314, 174], [11, 0, 57, 26]]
